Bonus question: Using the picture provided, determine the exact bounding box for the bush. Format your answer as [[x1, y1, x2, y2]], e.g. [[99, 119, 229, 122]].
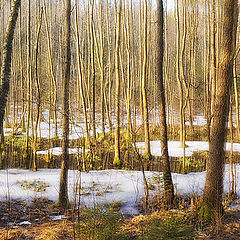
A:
[[139, 214, 196, 240], [76, 205, 128, 240]]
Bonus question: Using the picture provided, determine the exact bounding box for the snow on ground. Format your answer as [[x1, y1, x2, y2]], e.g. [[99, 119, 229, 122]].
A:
[[35, 140, 240, 158], [0, 165, 239, 216], [3, 108, 209, 140], [136, 141, 240, 157], [36, 147, 89, 156]]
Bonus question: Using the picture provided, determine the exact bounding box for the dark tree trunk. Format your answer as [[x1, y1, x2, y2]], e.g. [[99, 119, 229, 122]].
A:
[[59, 0, 71, 208], [156, 0, 174, 205], [203, 0, 238, 221], [0, 0, 21, 145]]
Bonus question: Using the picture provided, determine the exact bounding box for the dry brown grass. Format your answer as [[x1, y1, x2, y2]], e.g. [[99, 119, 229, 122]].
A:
[[0, 206, 239, 240], [0, 221, 73, 240]]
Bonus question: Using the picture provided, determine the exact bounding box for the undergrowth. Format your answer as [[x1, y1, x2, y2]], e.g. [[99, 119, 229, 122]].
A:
[[74, 205, 198, 240], [138, 213, 196, 240], [76, 204, 128, 240]]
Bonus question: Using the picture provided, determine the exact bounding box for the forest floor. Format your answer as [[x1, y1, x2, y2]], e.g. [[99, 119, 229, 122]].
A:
[[0, 166, 240, 239], [0, 199, 240, 240]]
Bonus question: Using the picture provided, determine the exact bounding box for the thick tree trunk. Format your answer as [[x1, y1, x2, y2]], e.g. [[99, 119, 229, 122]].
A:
[[203, 0, 238, 221], [59, 0, 71, 208], [0, 0, 21, 145], [156, 0, 174, 205]]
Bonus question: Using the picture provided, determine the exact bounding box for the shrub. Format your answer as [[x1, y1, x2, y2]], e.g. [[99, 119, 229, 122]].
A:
[[139, 214, 196, 240], [76, 204, 128, 240]]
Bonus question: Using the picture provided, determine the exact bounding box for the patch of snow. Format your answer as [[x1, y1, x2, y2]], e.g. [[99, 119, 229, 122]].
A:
[[0, 165, 239, 216], [17, 221, 31, 226], [36, 147, 89, 156], [136, 141, 240, 157], [50, 215, 65, 221]]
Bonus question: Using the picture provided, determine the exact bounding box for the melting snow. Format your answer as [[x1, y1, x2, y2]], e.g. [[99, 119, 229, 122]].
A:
[[0, 165, 239, 216], [36, 147, 89, 156], [136, 141, 240, 157]]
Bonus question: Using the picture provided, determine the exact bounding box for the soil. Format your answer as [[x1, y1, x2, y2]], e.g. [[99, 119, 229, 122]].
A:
[[0, 199, 240, 239]]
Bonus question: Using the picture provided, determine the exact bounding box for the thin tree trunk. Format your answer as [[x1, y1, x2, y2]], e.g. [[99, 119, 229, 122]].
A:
[[74, 0, 90, 146], [113, 0, 122, 167], [210, 0, 217, 115], [25, 0, 31, 168], [59, 0, 71, 208], [142, 0, 151, 167], [90, 0, 96, 141], [33, 7, 43, 172], [106, 0, 113, 133], [42, 0, 58, 139], [156, 0, 174, 205]]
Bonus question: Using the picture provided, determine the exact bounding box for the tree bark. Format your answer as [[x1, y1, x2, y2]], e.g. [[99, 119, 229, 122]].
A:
[[0, 0, 21, 145], [142, 0, 151, 166], [33, 7, 43, 172], [59, 0, 71, 208], [203, 0, 238, 221], [113, 0, 122, 167], [156, 0, 174, 205]]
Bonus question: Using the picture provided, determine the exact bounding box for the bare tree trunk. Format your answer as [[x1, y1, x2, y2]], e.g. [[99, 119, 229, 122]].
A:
[[156, 0, 174, 205], [18, 7, 25, 132], [125, 0, 132, 138], [233, 46, 240, 138], [90, 0, 96, 141], [0, 0, 21, 147], [203, 0, 238, 221], [25, 0, 31, 168], [99, 1, 105, 138], [142, 0, 151, 167], [75, 0, 90, 146], [59, 0, 71, 208], [210, 0, 217, 115], [42, 0, 58, 139], [106, 0, 113, 133], [33, 6, 43, 172], [229, 96, 235, 194], [113, 0, 122, 167]]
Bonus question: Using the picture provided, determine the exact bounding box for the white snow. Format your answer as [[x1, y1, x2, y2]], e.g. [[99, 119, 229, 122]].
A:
[[50, 215, 65, 221], [36, 147, 89, 156], [17, 221, 31, 226], [136, 141, 240, 157], [0, 165, 239, 216]]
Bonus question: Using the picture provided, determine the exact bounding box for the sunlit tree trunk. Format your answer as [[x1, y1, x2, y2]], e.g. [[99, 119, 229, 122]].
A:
[[90, 0, 96, 141], [59, 0, 71, 208], [25, 0, 31, 168], [142, 0, 151, 166], [210, 0, 217, 115], [113, 0, 122, 167], [0, 0, 21, 150], [203, 0, 238, 221], [33, 6, 43, 172], [156, 0, 174, 205], [75, 0, 90, 147], [42, 0, 58, 140], [106, 0, 113, 133]]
